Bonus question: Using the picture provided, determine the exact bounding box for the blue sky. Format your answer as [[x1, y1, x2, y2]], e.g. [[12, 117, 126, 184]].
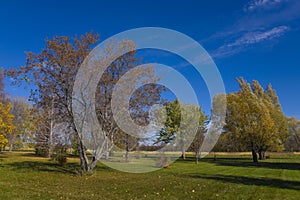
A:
[[1, 0, 300, 118]]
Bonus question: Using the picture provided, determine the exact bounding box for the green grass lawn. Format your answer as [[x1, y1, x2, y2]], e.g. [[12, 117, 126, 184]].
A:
[[0, 152, 299, 200]]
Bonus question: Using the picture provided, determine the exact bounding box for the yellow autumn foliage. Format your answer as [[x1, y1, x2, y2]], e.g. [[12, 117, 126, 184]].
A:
[[0, 102, 15, 149]]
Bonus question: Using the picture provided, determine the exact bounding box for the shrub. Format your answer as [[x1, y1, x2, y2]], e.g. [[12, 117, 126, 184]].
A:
[[51, 144, 68, 167], [35, 145, 49, 157], [56, 154, 67, 167]]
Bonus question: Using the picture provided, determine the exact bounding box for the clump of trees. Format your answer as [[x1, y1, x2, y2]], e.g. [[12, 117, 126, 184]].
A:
[[7, 32, 163, 173], [3, 31, 299, 172], [8, 33, 104, 172], [0, 73, 34, 151], [219, 78, 289, 162]]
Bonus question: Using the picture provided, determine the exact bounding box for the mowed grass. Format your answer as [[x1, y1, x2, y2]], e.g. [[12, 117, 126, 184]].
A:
[[0, 152, 299, 200]]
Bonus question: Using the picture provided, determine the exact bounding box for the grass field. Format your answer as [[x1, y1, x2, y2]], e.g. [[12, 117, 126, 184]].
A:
[[0, 152, 299, 200]]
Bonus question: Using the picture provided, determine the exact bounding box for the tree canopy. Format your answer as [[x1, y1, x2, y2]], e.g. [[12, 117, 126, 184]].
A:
[[156, 100, 207, 160], [0, 102, 15, 150], [224, 78, 288, 162]]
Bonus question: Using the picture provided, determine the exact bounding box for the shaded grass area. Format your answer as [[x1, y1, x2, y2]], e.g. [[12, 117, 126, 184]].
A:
[[190, 174, 300, 190], [0, 152, 299, 199], [5, 160, 78, 175], [201, 156, 300, 171]]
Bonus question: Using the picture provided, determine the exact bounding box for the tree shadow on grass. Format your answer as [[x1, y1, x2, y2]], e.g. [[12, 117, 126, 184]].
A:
[[95, 164, 117, 172], [190, 174, 300, 190], [0, 152, 9, 158], [0, 152, 42, 159], [184, 156, 252, 162], [6, 161, 79, 175], [6, 159, 117, 174], [200, 158, 300, 171]]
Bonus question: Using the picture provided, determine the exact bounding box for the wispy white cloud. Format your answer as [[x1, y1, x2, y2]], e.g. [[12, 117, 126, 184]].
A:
[[176, 0, 300, 62], [212, 26, 289, 58], [244, 0, 288, 12], [227, 26, 289, 47], [201, 0, 300, 59]]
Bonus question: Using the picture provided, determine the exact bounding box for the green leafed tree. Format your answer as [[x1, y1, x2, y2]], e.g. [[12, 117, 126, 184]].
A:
[[156, 100, 207, 160]]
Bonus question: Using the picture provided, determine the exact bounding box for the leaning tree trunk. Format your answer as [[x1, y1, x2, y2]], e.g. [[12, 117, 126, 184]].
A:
[[72, 120, 95, 173], [75, 131, 109, 173], [77, 136, 89, 173]]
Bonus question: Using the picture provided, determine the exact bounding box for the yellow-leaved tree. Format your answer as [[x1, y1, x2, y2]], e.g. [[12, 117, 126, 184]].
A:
[[225, 78, 288, 162], [0, 102, 15, 151]]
